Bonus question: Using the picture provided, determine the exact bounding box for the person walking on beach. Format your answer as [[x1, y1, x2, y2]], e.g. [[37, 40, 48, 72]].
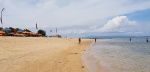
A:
[[95, 38, 96, 43], [79, 38, 81, 44]]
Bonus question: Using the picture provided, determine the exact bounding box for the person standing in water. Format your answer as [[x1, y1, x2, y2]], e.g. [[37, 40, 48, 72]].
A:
[[146, 38, 149, 43], [130, 38, 131, 41], [79, 38, 81, 44]]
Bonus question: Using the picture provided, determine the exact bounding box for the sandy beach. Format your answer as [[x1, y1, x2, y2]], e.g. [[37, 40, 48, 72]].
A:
[[0, 37, 93, 72]]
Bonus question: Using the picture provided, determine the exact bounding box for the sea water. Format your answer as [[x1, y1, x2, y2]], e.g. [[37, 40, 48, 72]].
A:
[[83, 37, 150, 72]]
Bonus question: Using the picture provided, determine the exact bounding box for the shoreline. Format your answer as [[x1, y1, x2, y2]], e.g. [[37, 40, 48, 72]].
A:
[[82, 40, 111, 72], [0, 37, 93, 72], [83, 38, 150, 72]]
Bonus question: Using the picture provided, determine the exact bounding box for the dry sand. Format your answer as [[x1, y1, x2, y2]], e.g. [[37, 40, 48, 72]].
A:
[[0, 37, 93, 72]]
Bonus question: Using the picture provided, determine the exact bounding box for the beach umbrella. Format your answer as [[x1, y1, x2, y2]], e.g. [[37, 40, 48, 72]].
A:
[[35, 33, 42, 37], [37, 34, 42, 36], [29, 32, 35, 35], [14, 33, 18, 36], [0, 30, 5, 34], [18, 34, 24, 37], [14, 33, 24, 37], [22, 31, 30, 34], [0, 30, 5, 36]]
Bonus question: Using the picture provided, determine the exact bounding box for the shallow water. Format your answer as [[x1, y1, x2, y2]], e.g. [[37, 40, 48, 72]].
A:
[[83, 37, 150, 72]]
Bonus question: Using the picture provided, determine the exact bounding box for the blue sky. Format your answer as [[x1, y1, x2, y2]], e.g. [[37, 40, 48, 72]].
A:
[[0, 0, 150, 37], [127, 9, 150, 22]]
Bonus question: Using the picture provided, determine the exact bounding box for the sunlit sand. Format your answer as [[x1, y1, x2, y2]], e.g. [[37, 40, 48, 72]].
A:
[[0, 37, 93, 72]]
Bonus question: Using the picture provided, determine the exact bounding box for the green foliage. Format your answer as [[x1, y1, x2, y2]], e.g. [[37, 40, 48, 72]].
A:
[[16, 28, 20, 31], [24, 29, 31, 32], [38, 29, 46, 36], [9, 27, 14, 32], [0, 27, 3, 30], [4, 30, 11, 34]]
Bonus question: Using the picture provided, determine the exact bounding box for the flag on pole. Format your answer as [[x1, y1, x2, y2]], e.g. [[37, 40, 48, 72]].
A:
[[50, 30, 52, 32], [2, 8, 5, 11], [36, 23, 38, 30], [56, 28, 57, 33], [1, 8, 5, 24], [0, 17, 2, 24]]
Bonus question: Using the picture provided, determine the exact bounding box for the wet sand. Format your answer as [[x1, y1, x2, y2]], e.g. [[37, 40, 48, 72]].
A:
[[83, 45, 110, 72], [0, 37, 93, 72]]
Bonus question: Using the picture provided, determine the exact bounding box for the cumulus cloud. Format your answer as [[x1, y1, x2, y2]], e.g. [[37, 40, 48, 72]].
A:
[[53, 16, 137, 35], [96, 16, 137, 32]]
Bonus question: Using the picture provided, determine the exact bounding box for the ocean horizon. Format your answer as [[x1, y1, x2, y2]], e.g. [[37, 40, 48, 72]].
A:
[[83, 36, 150, 39]]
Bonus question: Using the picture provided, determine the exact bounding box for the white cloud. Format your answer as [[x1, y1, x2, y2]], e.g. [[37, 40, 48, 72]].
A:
[[96, 16, 137, 32], [0, 0, 150, 29], [89, 25, 97, 30], [51, 16, 137, 35]]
